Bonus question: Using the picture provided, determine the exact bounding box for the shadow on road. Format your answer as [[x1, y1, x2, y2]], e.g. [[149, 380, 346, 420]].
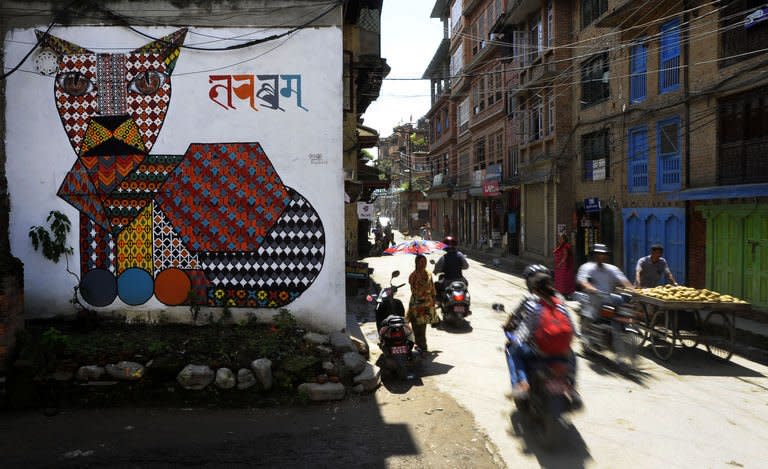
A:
[[432, 319, 473, 333], [508, 410, 592, 469], [578, 350, 652, 387], [639, 345, 767, 378]]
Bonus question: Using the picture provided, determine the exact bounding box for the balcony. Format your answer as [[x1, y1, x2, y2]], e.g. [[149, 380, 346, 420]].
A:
[[504, 0, 542, 27], [520, 60, 556, 89]]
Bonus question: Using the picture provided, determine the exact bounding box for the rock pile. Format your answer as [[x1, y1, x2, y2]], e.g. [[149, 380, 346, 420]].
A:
[[66, 329, 379, 402]]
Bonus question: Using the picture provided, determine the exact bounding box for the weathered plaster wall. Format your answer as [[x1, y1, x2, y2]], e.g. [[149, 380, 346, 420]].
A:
[[4, 24, 344, 331]]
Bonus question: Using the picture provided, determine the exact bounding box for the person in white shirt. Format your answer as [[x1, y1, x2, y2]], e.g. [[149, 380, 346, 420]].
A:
[[576, 243, 634, 320]]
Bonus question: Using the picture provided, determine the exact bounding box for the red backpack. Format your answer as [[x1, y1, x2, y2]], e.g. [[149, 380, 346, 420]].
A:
[[533, 297, 574, 356]]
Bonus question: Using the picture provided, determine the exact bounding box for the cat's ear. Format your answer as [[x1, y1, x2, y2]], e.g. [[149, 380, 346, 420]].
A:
[[35, 31, 92, 55], [133, 28, 187, 73]]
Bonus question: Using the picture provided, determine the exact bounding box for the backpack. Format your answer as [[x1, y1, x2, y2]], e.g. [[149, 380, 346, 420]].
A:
[[533, 297, 573, 356]]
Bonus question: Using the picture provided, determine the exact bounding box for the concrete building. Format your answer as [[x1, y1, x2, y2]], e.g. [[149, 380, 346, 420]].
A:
[[0, 0, 386, 334]]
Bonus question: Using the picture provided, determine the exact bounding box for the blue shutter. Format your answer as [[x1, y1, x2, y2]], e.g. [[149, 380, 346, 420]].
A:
[[628, 126, 648, 192], [660, 19, 681, 93], [630, 43, 647, 103]]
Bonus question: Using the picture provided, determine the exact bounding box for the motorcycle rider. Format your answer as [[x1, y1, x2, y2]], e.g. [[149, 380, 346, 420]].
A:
[[434, 236, 469, 292], [503, 266, 580, 405], [576, 243, 634, 335]]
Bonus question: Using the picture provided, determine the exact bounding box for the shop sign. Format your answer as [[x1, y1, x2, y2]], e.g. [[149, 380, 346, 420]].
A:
[[584, 197, 601, 213], [745, 7, 768, 29], [483, 179, 501, 196], [357, 202, 374, 220], [486, 164, 502, 180]]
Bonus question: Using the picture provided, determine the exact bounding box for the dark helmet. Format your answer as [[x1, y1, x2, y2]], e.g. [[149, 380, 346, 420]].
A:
[[523, 264, 551, 292], [591, 243, 610, 254], [529, 271, 554, 295], [442, 236, 458, 248]]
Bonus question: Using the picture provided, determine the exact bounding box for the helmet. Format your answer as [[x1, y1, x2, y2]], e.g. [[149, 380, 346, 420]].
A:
[[523, 264, 551, 292], [442, 236, 458, 248], [591, 243, 610, 254]]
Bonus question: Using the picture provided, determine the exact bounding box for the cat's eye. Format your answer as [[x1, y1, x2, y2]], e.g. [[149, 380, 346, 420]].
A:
[[56, 72, 95, 96], [128, 70, 167, 95]]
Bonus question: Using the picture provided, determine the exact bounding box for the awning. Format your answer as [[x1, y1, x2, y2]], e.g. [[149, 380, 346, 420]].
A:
[[357, 124, 379, 148], [666, 183, 768, 201]]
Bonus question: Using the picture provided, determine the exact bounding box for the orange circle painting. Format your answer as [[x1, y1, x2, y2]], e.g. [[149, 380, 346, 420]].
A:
[[154, 268, 191, 305]]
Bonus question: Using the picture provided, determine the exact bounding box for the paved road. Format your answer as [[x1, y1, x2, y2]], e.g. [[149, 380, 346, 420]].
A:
[[362, 250, 768, 469]]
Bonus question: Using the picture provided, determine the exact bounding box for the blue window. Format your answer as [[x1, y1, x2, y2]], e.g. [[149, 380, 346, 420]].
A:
[[629, 41, 647, 103], [656, 117, 681, 191], [659, 19, 680, 93], [628, 126, 648, 192]]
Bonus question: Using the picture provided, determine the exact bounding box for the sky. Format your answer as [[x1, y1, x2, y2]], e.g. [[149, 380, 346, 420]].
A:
[[361, 0, 443, 142]]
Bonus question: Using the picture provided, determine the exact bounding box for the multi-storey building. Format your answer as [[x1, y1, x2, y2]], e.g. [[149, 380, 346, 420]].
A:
[[589, 0, 768, 309], [424, 0, 456, 241], [501, 0, 575, 262]]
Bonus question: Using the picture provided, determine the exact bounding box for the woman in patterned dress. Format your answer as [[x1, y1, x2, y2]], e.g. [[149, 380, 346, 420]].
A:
[[407, 254, 437, 353]]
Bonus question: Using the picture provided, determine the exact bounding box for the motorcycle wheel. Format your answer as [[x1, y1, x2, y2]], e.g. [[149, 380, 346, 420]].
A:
[[615, 326, 640, 366]]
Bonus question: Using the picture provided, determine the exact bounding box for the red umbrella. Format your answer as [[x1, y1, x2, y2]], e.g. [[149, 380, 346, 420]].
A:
[[383, 239, 447, 255]]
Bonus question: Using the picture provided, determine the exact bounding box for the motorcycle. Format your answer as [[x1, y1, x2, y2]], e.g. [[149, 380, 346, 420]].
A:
[[377, 314, 419, 379], [518, 357, 579, 449], [574, 291, 641, 366], [493, 302, 580, 450], [435, 273, 471, 326], [368, 270, 406, 330]]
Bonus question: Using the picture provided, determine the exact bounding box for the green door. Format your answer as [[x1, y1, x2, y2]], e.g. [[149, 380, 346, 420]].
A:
[[744, 212, 768, 308], [703, 204, 768, 310], [710, 211, 743, 295]]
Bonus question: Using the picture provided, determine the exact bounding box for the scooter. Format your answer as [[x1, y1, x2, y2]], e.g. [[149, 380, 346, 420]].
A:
[[435, 273, 471, 326], [368, 270, 406, 330], [377, 315, 419, 379], [574, 291, 641, 366]]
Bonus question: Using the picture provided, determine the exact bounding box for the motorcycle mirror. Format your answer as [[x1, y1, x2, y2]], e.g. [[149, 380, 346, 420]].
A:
[[391, 270, 400, 278]]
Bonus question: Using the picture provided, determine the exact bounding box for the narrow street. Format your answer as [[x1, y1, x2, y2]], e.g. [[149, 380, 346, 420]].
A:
[[362, 250, 768, 468]]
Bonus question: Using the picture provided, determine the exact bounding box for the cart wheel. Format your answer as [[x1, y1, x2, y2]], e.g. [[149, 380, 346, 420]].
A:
[[649, 310, 674, 360], [632, 306, 650, 347], [676, 310, 700, 349], [702, 312, 734, 361]]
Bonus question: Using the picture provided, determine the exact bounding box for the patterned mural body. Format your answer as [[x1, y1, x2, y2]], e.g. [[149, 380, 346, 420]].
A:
[[38, 29, 325, 308]]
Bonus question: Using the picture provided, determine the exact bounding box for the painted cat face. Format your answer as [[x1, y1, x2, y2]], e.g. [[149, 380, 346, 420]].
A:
[[37, 29, 187, 156]]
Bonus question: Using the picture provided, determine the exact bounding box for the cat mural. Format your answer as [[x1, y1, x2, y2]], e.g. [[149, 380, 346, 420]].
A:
[[38, 29, 325, 309]]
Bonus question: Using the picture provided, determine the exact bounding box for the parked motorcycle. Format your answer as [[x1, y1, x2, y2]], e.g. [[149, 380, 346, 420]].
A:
[[435, 273, 471, 326], [369, 270, 406, 330], [574, 291, 641, 366], [377, 314, 419, 379]]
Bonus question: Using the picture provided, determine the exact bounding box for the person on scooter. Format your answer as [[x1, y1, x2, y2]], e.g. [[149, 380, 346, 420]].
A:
[[407, 254, 437, 354], [503, 268, 579, 404], [576, 243, 634, 342], [434, 236, 468, 291]]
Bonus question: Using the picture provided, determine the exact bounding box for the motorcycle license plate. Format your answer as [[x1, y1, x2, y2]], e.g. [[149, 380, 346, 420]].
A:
[[390, 345, 409, 355], [544, 379, 568, 394], [453, 305, 466, 313]]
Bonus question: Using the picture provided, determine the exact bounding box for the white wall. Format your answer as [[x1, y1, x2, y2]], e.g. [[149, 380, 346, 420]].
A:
[[4, 26, 345, 331]]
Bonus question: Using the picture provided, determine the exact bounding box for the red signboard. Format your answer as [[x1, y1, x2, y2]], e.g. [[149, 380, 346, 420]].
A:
[[483, 180, 500, 196]]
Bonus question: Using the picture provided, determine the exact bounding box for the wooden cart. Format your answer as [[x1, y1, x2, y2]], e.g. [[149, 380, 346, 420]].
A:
[[631, 293, 751, 361]]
